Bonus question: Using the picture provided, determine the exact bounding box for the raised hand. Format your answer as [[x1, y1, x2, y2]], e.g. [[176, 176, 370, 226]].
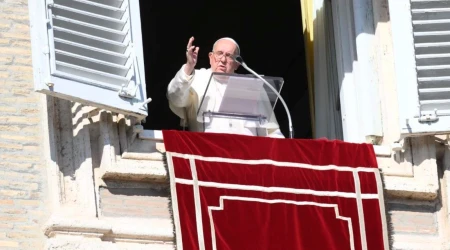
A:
[[185, 36, 199, 75]]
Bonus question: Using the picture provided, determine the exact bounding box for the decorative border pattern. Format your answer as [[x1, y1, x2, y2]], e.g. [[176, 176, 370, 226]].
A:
[[166, 152, 389, 250]]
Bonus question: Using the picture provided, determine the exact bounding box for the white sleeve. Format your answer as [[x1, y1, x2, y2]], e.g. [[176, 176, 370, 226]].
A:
[[167, 64, 195, 108]]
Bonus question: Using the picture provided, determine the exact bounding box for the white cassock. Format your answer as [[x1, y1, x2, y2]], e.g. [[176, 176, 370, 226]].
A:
[[167, 64, 285, 138]]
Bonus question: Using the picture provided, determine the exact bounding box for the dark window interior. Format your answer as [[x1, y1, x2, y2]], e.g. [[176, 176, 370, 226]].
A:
[[139, 0, 312, 138]]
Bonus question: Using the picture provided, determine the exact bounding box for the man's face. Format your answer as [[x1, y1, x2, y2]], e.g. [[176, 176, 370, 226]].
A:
[[209, 39, 239, 73]]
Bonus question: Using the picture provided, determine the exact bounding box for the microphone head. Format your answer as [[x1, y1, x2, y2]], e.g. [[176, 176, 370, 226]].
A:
[[231, 55, 244, 64]]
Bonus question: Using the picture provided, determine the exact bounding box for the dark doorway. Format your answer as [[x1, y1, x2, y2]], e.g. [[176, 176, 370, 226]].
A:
[[139, 0, 312, 139]]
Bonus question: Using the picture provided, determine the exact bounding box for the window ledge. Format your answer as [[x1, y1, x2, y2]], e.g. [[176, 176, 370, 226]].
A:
[[383, 177, 439, 200], [102, 158, 167, 183], [122, 151, 164, 161], [373, 145, 391, 157], [44, 216, 173, 243]]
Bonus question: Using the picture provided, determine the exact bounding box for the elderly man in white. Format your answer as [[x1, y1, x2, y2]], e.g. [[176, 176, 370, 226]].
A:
[[167, 37, 284, 138]]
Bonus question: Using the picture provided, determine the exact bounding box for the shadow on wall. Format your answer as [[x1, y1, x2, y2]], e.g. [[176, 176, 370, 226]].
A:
[[48, 98, 121, 208]]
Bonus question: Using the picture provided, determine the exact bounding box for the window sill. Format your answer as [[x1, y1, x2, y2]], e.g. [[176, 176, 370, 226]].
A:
[[44, 215, 173, 243]]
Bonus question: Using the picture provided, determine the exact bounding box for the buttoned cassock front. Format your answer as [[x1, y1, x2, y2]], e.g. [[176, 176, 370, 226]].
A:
[[167, 64, 285, 138]]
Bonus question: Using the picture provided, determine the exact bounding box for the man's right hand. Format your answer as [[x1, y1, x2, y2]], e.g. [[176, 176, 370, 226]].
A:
[[185, 36, 199, 75]]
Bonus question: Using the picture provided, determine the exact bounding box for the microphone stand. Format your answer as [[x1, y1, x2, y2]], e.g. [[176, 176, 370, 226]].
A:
[[232, 55, 294, 139]]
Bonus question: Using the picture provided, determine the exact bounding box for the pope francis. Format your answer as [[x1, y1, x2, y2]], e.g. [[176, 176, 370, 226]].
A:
[[167, 36, 284, 138]]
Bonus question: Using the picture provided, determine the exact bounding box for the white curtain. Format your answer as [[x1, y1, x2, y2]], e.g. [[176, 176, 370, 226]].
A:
[[313, 0, 343, 140]]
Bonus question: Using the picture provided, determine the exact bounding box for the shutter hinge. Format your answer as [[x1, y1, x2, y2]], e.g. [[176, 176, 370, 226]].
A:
[[118, 82, 136, 98], [418, 109, 439, 123]]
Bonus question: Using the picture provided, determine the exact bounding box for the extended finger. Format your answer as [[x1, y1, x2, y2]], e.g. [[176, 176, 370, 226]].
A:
[[187, 36, 194, 49], [194, 47, 199, 53]]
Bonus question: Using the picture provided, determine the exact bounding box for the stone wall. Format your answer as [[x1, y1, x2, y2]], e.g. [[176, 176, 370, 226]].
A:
[[99, 185, 170, 219], [0, 0, 49, 249]]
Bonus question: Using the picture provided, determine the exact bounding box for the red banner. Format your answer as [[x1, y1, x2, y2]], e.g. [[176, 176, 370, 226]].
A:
[[163, 130, 389, 250]]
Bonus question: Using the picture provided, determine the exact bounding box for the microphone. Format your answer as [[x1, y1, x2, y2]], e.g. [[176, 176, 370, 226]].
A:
[[231, 55, 294, 138], [232, 55, 244, 64]]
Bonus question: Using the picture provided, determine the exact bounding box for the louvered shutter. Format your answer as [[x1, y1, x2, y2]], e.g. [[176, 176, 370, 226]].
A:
[[413, 0, 450, 120], [30, 0, 148, 119], [389, 0, 450, 135]]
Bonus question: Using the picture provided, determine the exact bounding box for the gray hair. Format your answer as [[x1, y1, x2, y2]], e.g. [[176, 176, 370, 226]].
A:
[[212, 37, 240, 55]]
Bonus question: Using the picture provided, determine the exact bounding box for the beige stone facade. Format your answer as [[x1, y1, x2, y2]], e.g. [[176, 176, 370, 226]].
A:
[[0, 0, 450, 249], [0, 0, 49, 249]]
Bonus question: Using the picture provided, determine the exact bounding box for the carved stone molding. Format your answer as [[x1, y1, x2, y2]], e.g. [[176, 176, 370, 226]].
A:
[[378, 137, 439, 200]]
